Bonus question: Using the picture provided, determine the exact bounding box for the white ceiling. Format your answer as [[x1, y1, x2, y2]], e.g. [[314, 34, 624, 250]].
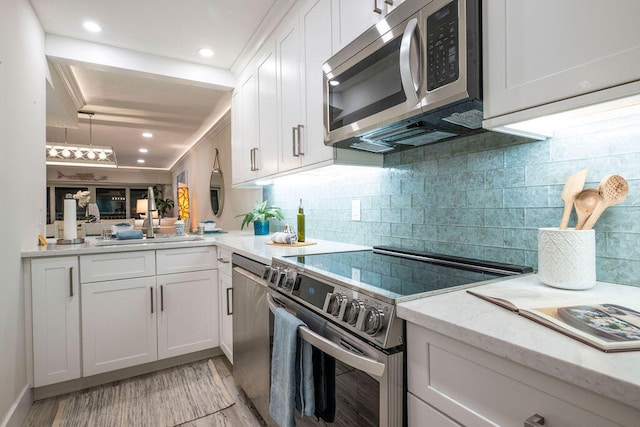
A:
[[32, 0, 286, 169]]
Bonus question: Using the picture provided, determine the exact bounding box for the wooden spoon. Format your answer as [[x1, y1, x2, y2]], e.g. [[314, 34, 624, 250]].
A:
[[574, 188, 600, 230], [559, 168, 589, 230], [582, 175, 629, 230]]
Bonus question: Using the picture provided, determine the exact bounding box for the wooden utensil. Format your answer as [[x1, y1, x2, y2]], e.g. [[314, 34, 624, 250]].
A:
[[559, 168, 589, 230], [574, 188, 600, 230], [582, 175, 629, 230]]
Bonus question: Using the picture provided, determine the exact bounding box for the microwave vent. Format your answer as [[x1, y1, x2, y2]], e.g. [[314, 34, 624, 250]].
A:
[[350, 140, 395, 153]]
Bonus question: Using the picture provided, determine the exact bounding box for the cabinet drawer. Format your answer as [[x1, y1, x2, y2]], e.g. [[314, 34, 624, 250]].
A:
[[156, 246, 217, 275], [407, 324, 639, 427], [407, 392, 461, 427], [216, 247, 232, 275], [80, 251, 155, 283]]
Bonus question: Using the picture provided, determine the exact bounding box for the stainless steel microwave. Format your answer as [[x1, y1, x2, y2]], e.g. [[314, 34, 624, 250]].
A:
[[323, 0, 482, 153]]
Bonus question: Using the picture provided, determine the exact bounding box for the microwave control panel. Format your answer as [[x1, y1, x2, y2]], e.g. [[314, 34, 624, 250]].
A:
[[426, 0, 459, 90]]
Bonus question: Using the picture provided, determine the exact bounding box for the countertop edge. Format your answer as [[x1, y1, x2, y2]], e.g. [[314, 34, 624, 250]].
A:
[[397, 275, 640, 411]]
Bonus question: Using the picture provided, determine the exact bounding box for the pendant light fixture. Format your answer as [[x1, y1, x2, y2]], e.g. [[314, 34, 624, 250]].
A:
[[46, 111, 118, 168]]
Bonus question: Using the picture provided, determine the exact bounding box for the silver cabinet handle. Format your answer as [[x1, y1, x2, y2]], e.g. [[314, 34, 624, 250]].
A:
[[373, 0, 382, 14], [250, 148, 259, 171], [385, 0, 394, 5], [399, 18, 421, 107], [160, 285, 164, 312], [226, 287, 233, 315], [292, 126, 299, 157], [297, 124, 304, 156], [216, 257, 230, 264], [524, 414, 545, 427], [69, 267, 74, 297], [150, 287, 154, 314]]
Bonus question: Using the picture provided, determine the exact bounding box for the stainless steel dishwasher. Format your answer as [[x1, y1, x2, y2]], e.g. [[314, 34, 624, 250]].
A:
[[231, 253, 275, 426]]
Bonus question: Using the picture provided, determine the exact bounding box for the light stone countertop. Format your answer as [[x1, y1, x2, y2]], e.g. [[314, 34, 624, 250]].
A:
[[397, 274, 640, 411], [22, 230, 370, 263]]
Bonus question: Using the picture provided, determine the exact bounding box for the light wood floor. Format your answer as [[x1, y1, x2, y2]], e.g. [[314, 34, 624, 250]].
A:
[[22, 356, 266, 427]]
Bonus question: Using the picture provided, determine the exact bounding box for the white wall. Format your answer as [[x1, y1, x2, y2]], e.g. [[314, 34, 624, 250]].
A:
[[171, 112, 260, 231], [0, 0, 46, 424]]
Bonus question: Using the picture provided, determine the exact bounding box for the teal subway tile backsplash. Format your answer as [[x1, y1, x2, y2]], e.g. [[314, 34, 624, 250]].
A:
[[264, 129, 640, 286]]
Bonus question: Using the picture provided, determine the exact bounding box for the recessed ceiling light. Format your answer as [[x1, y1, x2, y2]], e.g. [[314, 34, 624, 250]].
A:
[[83, 21, 102, 33], [137, 159, 145, 164], [142, 132, 153, 138], [198, 48, 214, 58], [139, 148, 148, 153]]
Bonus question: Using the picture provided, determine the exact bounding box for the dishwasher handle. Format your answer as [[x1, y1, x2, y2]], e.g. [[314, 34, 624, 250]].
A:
[[267, 293, 385, 378]]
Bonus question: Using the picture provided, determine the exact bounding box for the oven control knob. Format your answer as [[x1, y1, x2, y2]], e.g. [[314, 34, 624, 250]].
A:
[[282, 269, 296, 290], [327, 293, 345, 317], [363, 307, 384, 336], [344, 299, 364, 326]]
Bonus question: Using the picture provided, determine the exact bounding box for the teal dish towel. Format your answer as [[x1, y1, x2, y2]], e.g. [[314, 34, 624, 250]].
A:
[[269, 308, 315, 427], [115, 229, 143, 240]]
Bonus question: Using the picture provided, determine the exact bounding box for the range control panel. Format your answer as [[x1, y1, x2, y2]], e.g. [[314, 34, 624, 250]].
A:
[[264, 262, 403, 349]]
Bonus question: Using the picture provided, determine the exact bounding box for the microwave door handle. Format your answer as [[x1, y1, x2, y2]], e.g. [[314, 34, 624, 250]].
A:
[[399, 18, 420, 107], [266, 293, 385, 378]]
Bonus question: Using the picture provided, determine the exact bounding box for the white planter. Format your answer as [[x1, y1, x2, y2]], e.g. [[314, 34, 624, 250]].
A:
[[538, 228, 596, 290]]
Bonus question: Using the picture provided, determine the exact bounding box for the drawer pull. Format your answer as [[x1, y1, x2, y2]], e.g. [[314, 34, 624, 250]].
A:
[[226, 287, 233, 315], [524, 414, 545, 427], [69, 267, 74, 297], [150, 287, 154, 314], [217, 257, 230, 264]]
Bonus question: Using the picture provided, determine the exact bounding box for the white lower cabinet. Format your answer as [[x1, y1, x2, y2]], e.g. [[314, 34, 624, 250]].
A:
[[157, 270, 219, 359], [82, 277, 158, 376], [216, 247, 233, 363], [31, 256, 81, 387], [78, 247, 219, 377], [218, 269, 233, 363], [406, 323, 640, 427]]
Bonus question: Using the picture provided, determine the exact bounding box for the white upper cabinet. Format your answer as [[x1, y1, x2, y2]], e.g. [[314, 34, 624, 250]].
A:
[[483, 0, 640, 138], [232, 42, 280, 186], [278, 0, 335, 173], [331, 0, 405, 53], [231, 73, 259, 184]]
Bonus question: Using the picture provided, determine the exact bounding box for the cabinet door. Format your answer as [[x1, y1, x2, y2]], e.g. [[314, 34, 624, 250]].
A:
[[218, 270, 233, 363], [82, 277, 157, 376], [31, 257, 81, 386], [256, 42, 280, 178], [277, 11, 304, 172], [157, 270, 219, 360], [483, 0, 640, 122], [232, 73, 259, 185], [300, 0, 335, 166], [331, 0, 384, 53]]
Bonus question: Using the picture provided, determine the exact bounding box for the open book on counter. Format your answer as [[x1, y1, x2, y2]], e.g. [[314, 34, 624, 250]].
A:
[[467, 276, 640, 352]]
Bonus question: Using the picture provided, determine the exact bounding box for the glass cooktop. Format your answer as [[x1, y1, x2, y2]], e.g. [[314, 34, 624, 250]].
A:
[[283, 246, 532, 300]]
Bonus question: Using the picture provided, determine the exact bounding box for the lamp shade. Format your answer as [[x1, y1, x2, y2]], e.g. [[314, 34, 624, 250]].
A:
[[177, 186, 190, 219], [136, 198, 157, 217]]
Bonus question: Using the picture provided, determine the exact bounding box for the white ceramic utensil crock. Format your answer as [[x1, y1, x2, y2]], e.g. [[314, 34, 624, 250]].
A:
[[538, 227, 596, 290]]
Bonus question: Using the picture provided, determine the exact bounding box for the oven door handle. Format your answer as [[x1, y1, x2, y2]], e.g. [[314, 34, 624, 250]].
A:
[[267, 293, 386, 378]]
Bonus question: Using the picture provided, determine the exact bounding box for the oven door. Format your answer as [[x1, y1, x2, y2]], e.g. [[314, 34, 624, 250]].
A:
[[267, 290, 403, 427], [323, 10, 424, 146]]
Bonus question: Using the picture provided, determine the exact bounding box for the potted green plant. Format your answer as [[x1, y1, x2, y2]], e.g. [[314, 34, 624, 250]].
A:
[[237, 200, 284, 235], [151, 185, 175, 218]]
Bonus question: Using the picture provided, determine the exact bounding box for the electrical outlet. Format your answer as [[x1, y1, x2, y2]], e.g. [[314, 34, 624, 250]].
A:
[[351, 267, 361, 282], [352, 199, 361, 221]]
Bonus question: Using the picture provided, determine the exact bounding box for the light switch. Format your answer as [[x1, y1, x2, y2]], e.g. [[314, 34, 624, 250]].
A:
[[352, 199, 361, 221]]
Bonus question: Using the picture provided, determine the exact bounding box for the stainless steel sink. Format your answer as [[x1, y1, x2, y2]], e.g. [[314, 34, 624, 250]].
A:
[[94, 235, 204, 246]]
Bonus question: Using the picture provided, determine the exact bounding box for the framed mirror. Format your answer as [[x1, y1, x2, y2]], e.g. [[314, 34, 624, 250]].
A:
[[210, 149, 224, 217]]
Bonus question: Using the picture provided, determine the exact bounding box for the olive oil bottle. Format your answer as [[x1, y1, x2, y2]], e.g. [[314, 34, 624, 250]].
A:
[[297, 199, 305, 242]]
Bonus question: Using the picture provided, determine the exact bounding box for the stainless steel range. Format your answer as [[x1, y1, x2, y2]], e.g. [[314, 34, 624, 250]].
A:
[[254, 246, 532, 426], [269, 246, 531, 350]]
